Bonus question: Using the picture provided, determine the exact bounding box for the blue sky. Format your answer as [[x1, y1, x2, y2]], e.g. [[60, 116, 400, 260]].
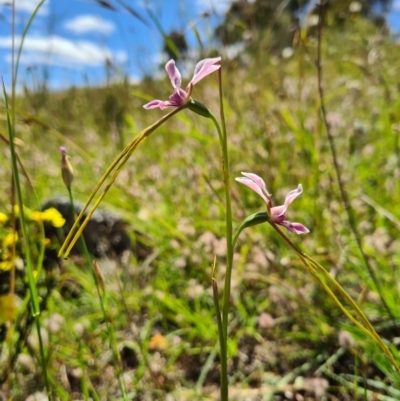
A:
[[0, 0, 231, 90], [0, 0, 399, 91]]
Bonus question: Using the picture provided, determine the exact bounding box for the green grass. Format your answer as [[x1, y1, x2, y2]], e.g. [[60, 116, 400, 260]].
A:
[[1, 14, 400, 400]]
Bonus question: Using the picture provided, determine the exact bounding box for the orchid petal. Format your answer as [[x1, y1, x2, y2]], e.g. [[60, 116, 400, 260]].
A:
[[143, 100, 170, 110], [269, 207, 286, 223], [235, 177, 270, 205], [168, 88, 188, 106], [270, 185, 303, 217], [190, 57, 221, 86], [157, 102, 175, 110], [283, 185, 303, 208], [165, 59, 182, 90], [240, 172, 271, 197], [270, 205, 286, 218], [280, 220, 310, 234], [144, 57, 221, 111]]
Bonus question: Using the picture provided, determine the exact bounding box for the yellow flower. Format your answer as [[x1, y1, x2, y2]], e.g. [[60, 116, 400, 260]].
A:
[[3, 232, 18, 247], [12, 204, 33, 219], [0, 260, 14, 271], [41, 208, 66, 228], [29, 208, 65, 228], [0, 213, 7, 225], [31, 211, 42, 222], [149, 333, 169, 351]]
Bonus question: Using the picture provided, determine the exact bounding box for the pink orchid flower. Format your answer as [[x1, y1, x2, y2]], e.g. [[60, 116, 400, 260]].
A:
[[143, 57, 221, 110], [235, 172, 310, 235]]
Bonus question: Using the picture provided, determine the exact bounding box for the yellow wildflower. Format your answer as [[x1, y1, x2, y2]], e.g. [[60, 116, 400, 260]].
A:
[[0, 213, 7, 225], [3, 232, 18, 247], [12, 204, 33, 219], [41, 208, 66, 228], [31, 211, 42, 222], [0, 260, 13, 271]]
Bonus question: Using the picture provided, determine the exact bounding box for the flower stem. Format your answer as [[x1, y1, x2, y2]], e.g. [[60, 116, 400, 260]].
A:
[[231, 208, 400, 375], [59, 104, 187, 259], [66, 187, 129, 400], [211, 256, 225, 392], [316, 3, 392, 318], [269, 222, 400, 374], [207, 66, 233, 401], [3, 80, 52, 399]]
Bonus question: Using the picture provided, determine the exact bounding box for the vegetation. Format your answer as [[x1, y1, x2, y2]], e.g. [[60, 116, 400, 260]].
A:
[[1, 3, 400, 400], [215, 0, 391, 51]]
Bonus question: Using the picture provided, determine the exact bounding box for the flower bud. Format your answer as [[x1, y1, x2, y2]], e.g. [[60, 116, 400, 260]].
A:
[[60, 146, 74, 189], [92, 260, 105, 293], [187, 99, 212, 118]]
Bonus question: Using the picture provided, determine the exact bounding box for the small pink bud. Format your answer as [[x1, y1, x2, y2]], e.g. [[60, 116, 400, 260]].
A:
[[60, 146, 74, 189]]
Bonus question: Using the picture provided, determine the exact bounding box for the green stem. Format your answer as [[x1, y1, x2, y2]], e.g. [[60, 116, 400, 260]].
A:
[[269, 222, 400, 374], [66, 187, 129, 400], [316, 4, 392, 317], [209, 112, 229, 401], [2, 80, 52, 399], [232, 211, 400, 374], [59, 105, 186, 259], [232, 212, 269, 252], [207, 69, 233, 401]]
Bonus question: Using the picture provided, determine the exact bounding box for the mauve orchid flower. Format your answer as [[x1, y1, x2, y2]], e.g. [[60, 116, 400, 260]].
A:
[[235, 172, 310, 235], [143, 57, 221, 110]]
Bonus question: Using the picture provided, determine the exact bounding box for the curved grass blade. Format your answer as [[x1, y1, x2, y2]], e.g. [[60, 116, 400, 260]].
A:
[[2, 78, 52, 397], [270, 222, 400, 375], [59, 105, 186, 258], [13, 0, 47, 89]]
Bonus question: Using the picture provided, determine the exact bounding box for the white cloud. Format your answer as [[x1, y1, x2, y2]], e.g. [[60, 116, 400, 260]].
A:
[[393, 0, 400, 11], [0, 35, 127, 68], [0, 0, 50, 15], [64, 15, 116, 35], [195, 0, 236, 15]]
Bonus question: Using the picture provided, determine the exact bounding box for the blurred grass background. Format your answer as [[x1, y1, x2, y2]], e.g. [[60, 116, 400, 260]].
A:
[[1, 0, 400, 399]]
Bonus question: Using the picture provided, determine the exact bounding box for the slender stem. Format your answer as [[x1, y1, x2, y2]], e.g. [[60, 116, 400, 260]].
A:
[[211, 274, 225, 376], [208, 66, 233, 401], [316, 2, 392, 317], [77, 342, 90, 401], [11, 0, 15, 123], [269, 221, 400, 374], [212, 276, 225, 363], [208, 113, 228, 401], [232, 212, 269, 252], [232, 228, 243, 254], [66, 187, 129, 400], [3, 81, 52, 398], [59, 105, 186, 259]]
